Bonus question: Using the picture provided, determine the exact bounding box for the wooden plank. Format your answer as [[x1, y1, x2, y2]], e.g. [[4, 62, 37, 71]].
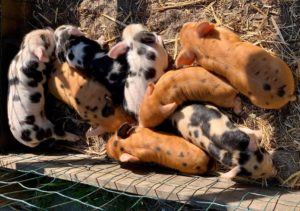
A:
[[0, 153, 299, 211]]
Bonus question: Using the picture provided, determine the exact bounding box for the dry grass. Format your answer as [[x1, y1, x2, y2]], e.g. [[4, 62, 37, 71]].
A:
[[30, 0, 300, 188]]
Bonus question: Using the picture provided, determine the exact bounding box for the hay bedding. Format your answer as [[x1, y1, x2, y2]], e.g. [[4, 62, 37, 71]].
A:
[[31, 0, 299, 188]]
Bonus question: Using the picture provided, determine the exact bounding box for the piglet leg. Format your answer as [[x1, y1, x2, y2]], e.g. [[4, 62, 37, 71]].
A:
[[233, 97, 242, 114], [220, 166, 241, 179]]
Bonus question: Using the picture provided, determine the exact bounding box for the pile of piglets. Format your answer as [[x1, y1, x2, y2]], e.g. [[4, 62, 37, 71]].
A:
[[7, 20, 295, 180]]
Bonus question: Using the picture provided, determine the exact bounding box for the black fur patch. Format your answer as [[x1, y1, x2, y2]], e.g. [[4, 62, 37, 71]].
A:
[[190, 104, 221, 136], [263, 83, 271, 91], [30, 92, 42, 103], [238, 152, 250, 165], [237, 167, 252, 177], [207, 143, 221, 162], [222, 152, 233, 167], [277, 85, 286, 97], [101, 104, 115, 117], [27, 80, 38, 87], [254, 150, 264, 163], [134, 31, 156, 45], [193, 130, 199, 138], [8, 77, 20, 86], [137, 47, 146, 55], [75, 98, 80, 105], [146, 51, 156, 61], [113, 140, 118, 147], [182, 162, 187, 167], [68, 52, 74, 60], [213, 131, 250, 151], [21, 130, 31, 141], [144, 67, 156, 80], [54, 125, 65, 136], [25, 115, 35, 125]]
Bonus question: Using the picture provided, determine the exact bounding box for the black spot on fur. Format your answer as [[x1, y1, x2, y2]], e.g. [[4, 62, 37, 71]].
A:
[[196, 166, 201, 170], [144, 67, 156, 80], [125, 81, 129, 88], [120, 147, 124, 152], [13, 95, 20, 101], [25, 115, 35, 125], [30, 92, 42, 103], [213, 131, 250, 151], [40, 111, 44, 117], [53, 125, 65, 136], [75, 98, 80, 105], [179, 152, 184, 157], [146, 51, 156, 60], [134, 31, 156, 45], [254, 165, 258, 170], [156, 146, 161, 151], [22, 61, 43, 84], [277, 85, 286, 97], [27, 80, 38, 87], [193, 130, 199, 138], [238, 152, 250, 165], [190, 104, 221, 136], [68, 52, 74, 60], [60, 84, 64, 89], [222, 152, 232, 167], [207, 143, 221, 162], [237, 167, 252, 177], [255, 71, 259, 75], [109, 73, 120, 82], [167, 150, 172, 155], [101, 104, 115, 117], [225, 121, 235, 129], [21, 130, 31, 141], [8, 77, 19, 86], [77, 60, 82, 65], [255, 150, 264, 163], [93, 114, 97, 118], [113, 140, 118, 147], [33, 125, 39, 131], [90, 106, 98, 112], [263, 83, 271, 91], [182, 162, 187, 167], [137, 47, 146, 55], [188, 131, 192, 137]]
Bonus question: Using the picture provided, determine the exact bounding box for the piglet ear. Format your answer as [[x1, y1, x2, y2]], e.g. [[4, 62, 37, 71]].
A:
[[33, 47, 49, 62], [175, 49, 195, 68], [108, 41, 128, 59], [119, 153, 140, 162], [159, 102, 178, 117], [85, 126, 104, 137], [117, 122, 135, 139], [197, 22, 215, 37], [69, 28, 84, 37]]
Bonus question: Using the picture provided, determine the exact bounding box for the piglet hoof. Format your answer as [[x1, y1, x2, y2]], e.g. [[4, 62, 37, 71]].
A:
[[219, 166, 240, 180], [233, 97, 242, 115]]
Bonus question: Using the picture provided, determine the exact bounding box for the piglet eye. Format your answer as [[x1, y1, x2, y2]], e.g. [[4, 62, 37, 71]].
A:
[[117, 122, 134, 139]]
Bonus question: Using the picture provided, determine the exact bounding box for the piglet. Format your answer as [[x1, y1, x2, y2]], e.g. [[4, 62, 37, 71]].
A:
[[170, 104, 277, 179], [54, 24, 128, 105], [106, 123, 214, 175], [139, 66, 241, 128], [109, 24, 169, 118], [176, 21, 295, 109], [48, 62, 133, 136], [7, 29, 80, 147]]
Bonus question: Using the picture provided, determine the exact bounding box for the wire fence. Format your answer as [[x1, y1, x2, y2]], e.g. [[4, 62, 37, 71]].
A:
[[0, 153, 299, 211]]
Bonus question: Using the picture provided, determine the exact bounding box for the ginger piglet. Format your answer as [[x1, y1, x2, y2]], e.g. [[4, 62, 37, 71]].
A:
[[176, 21, 295, 109], [48, 62, 133, 136], [139, 66, 241, 128], [106, 123, 214, 175]]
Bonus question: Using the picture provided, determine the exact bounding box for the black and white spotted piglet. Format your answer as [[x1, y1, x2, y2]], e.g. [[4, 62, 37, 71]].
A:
[[170, 104, 277, 179], [108, 24, 169, 118], [7, 29, 80, 147], [54, 25, 128, 104]]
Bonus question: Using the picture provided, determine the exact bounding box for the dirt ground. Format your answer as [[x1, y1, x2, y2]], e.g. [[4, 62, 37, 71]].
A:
[[30, 0, 300, 188]]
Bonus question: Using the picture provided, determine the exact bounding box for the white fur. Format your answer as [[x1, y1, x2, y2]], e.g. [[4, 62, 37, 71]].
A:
[[7, 29, 79, 147], [122, 24, 169, 117]]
